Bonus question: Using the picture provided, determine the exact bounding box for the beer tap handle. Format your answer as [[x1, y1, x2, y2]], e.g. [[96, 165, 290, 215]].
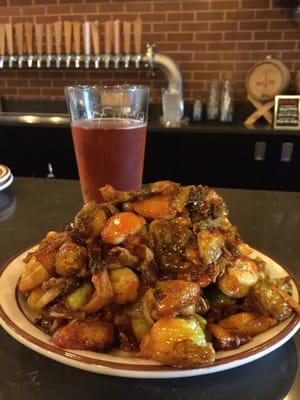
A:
[[0, 24, 5, 55], [35, 24, 44, 55], [25, 22, 33, 54], [54, 21, 62, 55], [5, 23, 13, 55], [0, 24, 5, 68], [83, 21, 91, 69], [123, 21, 131, 55], [5, 23, 14, 68], [73, 21, 81, 55], [54, 21, 62, 68], [83, 21, 90, 55], [64, 21, 72, 54], [15, 23, 24, 55], [46, 24, 53, 54], [104, 20, 112, 68], [15, 23, 24, 67], [35, 23, 44, 68], [134, 18, 142, 54], [123, 21, 131, 68], [104, 20, 112, 54], [113, 19, 120, 68], [91, 21, 99, 54], [46, 23, 53, 68], [114, 19, 120, 55]]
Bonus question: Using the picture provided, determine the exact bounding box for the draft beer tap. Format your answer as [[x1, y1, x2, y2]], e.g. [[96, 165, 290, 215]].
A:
[[15, 23, 24, 68], [35, 24, 44, 68], [63, 21, 72, 68], [73, 21, 81, 68], [123, 21, 131, 68], [25, 22, 33, 68], [104, 20, 112, 69], [5, 24, 14, 68], [83, 21, 91, 69], [91, 21, 100, 68], [134, 18, 142, 68], [46, 24, 53, 68], [113, 19, 120, 69], [54, 21, 62, 68], [0, 25, 5, 68]]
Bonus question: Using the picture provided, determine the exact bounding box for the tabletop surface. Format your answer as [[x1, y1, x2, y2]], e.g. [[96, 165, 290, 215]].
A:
[[0, 177, 299, 400]]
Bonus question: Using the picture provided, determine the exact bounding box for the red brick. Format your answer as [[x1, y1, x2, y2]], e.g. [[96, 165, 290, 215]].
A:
[[22, 6, 45, 15], [237, 41, 265, 50], [47, 5, 71, 14], [182, 22, 208, 31], [167, 33, 194, 41], [208, 42, 236, 51], [9, 0, 32, 5], [153, 23, 179, 32], [195, 32, 222, 41], [72, 4, 97, 14], [253, 31, 282, 40], [197, 11, 223, 21], [270, 20, 296, 30], [210, 21, 238, 31], [225, 10, 254, 20], [224, 32, 252, 41], [167, 12, 194, 21], [211, 1, 239, 9], [242, 0, 271, 9], [240, 21, 269, 30], [153, 2, 180, 12], [126, 3, 151, 12], [182, 1, 209, 11]]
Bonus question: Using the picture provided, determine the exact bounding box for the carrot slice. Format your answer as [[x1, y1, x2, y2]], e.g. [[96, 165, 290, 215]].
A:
[[101, 212, 146, 245]]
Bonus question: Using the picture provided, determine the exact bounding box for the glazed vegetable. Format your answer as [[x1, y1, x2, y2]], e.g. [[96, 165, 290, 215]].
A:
[[18, 180, 300, 369]]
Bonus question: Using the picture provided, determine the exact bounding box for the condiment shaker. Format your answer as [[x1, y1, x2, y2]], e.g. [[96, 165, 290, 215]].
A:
[[207, 80, 220, 121], [220, 80, 234, 122], [193, 98, 202, 121]]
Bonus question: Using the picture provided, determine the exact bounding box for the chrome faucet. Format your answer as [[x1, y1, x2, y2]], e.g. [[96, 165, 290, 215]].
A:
[[46, 54, 52, 68], [104, 53, 111, 69], [123, 54, 131, 69], [0, 55, 5, 69], [114, 54, 120, 69], [93, 54, 100, 69], [84, 54, 91, 69], [55, 54, 62, 68]]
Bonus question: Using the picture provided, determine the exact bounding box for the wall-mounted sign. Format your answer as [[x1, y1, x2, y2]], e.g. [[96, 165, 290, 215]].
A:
[[274, 95, 300, 130]]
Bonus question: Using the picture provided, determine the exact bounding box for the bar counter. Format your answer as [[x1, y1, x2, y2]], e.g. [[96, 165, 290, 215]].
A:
[[0, 177, 299, 399]]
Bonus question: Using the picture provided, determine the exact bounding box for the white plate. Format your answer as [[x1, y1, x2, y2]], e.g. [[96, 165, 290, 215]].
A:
[[0, 165, 11, 185], [0, 247, 299, 379], [0, 173, 13, 192]]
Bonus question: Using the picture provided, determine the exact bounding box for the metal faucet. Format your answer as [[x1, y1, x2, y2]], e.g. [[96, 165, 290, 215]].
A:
[[75, 54, 81, 69], [134, 53, 142, 69], [114, 54, 120, 69], [0, 55, 5, 69], [18, 55, 24, 68], [8, 55, 15, 68], [123, 54, 131, 69], [93, 54, 100, 69], [65, 54, 72, 68], [46, 54, 52, 68], [27, 54, 34, 68], [55, 54, 62, 68], [84, 54, 91, 69], [36, 54, 43, 68], [104, 53, 111, 69]]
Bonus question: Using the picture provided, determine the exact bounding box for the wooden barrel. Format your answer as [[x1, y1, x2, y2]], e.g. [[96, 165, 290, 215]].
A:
[[246, 56, 290, 102]]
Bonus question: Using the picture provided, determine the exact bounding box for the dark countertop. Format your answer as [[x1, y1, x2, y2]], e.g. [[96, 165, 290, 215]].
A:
[[0, 177, 299, 400], [0, 100, 299, 136]]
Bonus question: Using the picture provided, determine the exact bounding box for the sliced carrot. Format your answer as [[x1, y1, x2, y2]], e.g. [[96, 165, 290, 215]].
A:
[[132, 195, 175, 219], [101, 212, 146, 245]]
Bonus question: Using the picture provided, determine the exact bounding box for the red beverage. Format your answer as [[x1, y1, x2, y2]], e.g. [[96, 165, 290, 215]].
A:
[[71, 118, 147, 202]]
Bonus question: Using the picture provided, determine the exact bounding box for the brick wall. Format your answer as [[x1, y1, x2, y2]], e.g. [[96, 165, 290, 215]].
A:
[[0, 0, 299, 102]]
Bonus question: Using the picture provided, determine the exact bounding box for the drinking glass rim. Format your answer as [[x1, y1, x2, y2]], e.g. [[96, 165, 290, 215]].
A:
[[64, 84, 150, 93]]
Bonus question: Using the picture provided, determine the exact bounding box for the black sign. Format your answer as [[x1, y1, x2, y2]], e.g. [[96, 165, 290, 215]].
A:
[[274, 96, 300, 130]]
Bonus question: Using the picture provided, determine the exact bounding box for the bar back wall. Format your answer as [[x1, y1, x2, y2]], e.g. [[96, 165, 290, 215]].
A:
[[0, 0, 299, 102]]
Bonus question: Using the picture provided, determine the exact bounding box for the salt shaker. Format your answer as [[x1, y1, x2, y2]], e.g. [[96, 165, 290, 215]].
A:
[[193, 98, 202, 121], [220, 80, 234, 122], [207, 80, 220, 120]]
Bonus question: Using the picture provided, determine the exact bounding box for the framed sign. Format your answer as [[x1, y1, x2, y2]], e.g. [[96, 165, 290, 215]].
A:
[[274, 95, 300, 130]]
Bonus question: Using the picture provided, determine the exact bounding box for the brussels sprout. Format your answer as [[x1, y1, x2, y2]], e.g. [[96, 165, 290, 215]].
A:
[[109, 267, 139, 304], [131, 318, 152, 341], [205, 286, 235, 306], [66, 282, 93, 311]]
